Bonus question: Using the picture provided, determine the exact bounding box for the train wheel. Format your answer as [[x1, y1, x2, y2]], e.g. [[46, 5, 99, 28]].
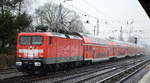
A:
[[27, 70, 40, 75], [110, 57, 117, 61], [70, 62, 75, 69], [45, 65, 53, 73], [58, 63, 64, 71], [84, 61, 92, 66], [62, 63, 68, 70], [34, 66, 46, 74], [75, 62, 80, 67], [54, 64, 61, 71]]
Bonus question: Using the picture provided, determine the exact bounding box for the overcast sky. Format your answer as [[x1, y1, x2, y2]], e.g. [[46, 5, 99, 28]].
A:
[[27, 0, 150, 45]]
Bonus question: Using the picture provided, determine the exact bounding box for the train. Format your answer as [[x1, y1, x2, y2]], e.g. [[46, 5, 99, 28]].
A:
[[16, 32, 144, 74]]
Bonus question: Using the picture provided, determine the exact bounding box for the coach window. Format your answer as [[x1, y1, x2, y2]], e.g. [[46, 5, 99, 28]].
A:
[[49, 37, 52, 45], [90, 47, 92, 51], [86, 46, 88, 51]]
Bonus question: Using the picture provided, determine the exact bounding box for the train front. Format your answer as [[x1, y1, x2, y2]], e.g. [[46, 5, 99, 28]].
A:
[[16, 33, 48, 74]]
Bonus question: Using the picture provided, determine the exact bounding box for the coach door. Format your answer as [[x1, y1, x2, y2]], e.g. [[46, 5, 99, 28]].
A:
[[84, 45, 92, 60]]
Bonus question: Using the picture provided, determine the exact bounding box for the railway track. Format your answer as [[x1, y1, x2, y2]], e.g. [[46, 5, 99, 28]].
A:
[[0, 67, 17, 74], [0, 56, 146, 83], [52, 59, 145, 83], [53, 65, 126, 83], [36, 57, 145, 83], [97, 60, 150, 83]]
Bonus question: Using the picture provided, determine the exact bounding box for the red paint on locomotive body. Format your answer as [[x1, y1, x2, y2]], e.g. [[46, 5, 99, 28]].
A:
[[17, 32, 83, 65]]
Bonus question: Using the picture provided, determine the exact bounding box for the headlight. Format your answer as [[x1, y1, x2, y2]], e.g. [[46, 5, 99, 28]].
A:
[[18, 55, 22, 58], [39, 55, 43, 58], [16, 62, 22, 66], [34, 62, 41, 66]]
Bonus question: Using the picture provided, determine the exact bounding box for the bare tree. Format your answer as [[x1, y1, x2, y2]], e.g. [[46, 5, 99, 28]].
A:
[[34, 2, 84, 33]]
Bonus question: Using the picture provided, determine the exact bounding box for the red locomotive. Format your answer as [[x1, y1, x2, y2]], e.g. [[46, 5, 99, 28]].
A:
[[16, 32, 144, 74]]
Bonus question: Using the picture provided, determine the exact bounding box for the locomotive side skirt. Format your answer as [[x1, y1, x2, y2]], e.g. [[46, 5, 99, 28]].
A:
[[43, 56, 83, 64], [17, 56, 83, 65]]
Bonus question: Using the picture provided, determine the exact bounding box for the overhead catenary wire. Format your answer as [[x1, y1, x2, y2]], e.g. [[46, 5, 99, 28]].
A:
[[81, 0, 123, 23], [50, 0, 145, 43], [62, 2, 118, 36], [59, 0, 120, 26]]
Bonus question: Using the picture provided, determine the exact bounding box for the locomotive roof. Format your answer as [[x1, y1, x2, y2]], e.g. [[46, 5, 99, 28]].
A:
[[18, 32, 82, 40], [52, 32, 82, 39], [18, 32, 53, 36]]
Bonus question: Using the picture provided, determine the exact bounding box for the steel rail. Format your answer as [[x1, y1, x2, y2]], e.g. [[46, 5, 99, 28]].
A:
[[96, 60, 149, 83], [53, 60, 143, 83]]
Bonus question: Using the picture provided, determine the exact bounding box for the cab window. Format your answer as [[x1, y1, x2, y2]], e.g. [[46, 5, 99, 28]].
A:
[[20, 36, 43, 45], [20, 36, 30, 45], [32, 36, 43, 45]]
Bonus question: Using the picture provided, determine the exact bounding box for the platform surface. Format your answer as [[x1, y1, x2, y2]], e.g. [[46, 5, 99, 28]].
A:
[[139, 71, 150, 83]]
